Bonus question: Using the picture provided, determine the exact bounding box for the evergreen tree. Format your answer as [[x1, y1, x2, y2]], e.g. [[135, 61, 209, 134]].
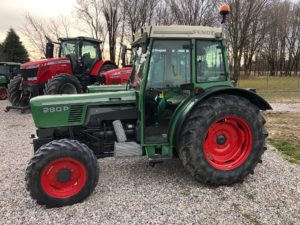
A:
[[2, 28, 29, 63]]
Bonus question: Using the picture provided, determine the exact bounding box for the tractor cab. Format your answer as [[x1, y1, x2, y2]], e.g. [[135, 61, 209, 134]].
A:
[[127, 26, 230, 143], [58, 37, 102, 74]]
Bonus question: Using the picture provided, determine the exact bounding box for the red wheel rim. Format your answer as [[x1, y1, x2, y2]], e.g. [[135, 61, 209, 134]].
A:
[[0, 88, 7, 100], [203, 116, 253, 171], [41, 157, 87, 198]]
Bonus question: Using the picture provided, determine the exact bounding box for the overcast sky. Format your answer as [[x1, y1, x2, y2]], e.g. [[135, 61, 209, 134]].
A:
[[0, 0, 77, 35], [0, 0, 77, 56]]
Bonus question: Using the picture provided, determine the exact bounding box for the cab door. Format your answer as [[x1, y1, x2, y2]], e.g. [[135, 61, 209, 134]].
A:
[[144, 40, 192, 144]]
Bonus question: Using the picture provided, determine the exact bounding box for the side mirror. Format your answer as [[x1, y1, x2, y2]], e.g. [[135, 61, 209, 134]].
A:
[[121, 45, 127, 67], [45, 42, 54, 59], [141, 32, 149, 54]]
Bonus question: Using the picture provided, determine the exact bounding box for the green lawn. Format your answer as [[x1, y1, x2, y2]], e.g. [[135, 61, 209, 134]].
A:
[[269, 138, 300, 164], [237, 76, 300, 103], [238, 76, 300, 90]]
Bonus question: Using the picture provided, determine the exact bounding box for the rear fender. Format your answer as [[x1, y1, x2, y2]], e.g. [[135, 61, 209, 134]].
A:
[[169, 87, 272, 148]]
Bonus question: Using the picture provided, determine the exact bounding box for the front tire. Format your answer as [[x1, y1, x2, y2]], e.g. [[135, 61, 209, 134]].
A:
[[44, 74, 83, 95], [25, 139, 99, 207], [178, 95, 267, 185], [8, 75, 27, 106], [0, 86, 8, 100]]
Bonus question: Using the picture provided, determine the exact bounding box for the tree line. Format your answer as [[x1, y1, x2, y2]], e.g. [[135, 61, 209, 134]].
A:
[[21, 0, 300, 82]]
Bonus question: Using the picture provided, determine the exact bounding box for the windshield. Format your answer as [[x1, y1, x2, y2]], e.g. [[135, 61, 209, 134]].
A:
[[60, 41, 77, 58], [81, 41, 100, 59], [0, 65, 9, 75]]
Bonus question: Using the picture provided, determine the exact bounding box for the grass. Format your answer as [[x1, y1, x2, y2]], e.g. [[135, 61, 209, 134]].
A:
[[269, 138, 300, 164], [264, 112, 300, 165], [258, 91, 300, 103], [238, 76, 300, 91], [237, 76, 300, 103]]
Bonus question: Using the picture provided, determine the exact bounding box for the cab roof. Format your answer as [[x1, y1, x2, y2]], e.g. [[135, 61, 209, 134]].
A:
[[133, 25, 222, 46], [59, 36, 102, 44]]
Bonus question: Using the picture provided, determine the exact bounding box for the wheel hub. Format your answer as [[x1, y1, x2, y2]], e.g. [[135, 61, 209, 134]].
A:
[[216, 134, 227, 145], [56, 168, 72, 183]]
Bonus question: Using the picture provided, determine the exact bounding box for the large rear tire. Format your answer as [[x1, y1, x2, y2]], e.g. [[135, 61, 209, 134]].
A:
[[8, 75, 27, 106], [178, 95, 267, 185], [44, 74, 83, 95], [25, 139, 99, 207]]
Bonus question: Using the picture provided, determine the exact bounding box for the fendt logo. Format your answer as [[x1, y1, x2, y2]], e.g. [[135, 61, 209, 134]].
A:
[[43, 106, 69, 113]]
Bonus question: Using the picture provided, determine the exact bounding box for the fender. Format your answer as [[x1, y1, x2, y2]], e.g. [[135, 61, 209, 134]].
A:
[[169, 87, 272, 148], [90, 60, 117, 76]]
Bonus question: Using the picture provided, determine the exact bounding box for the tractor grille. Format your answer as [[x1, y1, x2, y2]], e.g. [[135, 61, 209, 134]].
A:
[[21, 68, 38, 80], [68, 105, 84, 123]]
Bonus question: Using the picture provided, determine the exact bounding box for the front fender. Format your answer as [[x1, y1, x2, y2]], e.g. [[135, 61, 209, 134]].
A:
[[169, 87, 272, 148]]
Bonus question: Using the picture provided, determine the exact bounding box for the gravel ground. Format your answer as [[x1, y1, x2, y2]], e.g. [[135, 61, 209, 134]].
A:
[[0, 100, 299, 225], [270, 103, 300, 112]]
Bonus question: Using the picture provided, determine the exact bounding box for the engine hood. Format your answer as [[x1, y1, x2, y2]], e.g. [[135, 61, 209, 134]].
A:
[[30, 91, 137, 128], [21, 58, 70, 69], [101, 67, 133, 77]]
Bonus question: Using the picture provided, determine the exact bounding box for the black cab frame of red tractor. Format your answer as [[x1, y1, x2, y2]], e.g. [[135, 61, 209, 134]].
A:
[[6, 36, 118, 112]]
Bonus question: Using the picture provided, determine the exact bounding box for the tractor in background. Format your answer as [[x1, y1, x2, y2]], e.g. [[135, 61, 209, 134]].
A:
[[0, 62, 20, 100], [26, 6, 271, 207], [7, 37, 131, 112]]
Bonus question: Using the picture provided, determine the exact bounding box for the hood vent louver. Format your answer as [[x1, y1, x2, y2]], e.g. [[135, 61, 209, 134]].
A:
[[68, 105, 84, 123]]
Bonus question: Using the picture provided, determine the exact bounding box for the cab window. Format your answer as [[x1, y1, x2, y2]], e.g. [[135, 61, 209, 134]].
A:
[[196, 40, 226, 82]]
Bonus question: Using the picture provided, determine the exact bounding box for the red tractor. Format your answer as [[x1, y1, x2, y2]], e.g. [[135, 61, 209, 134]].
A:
[[7, 36, 129, 109]]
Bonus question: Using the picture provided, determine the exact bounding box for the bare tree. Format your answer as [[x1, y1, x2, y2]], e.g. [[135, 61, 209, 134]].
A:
[[75, 0, 106, 41], [167, 0, 221, 26], [21, 14, 48, 57], [155, 0, 174, 25], [123, 0, 159, 41], [21, 13, 72, 57], [226, 0, 271, 84], [102, 0, 121, 61]]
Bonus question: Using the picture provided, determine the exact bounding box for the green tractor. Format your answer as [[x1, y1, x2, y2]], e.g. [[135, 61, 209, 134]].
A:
[[0, 62, 20, 100], [26, 24, 271, 207]]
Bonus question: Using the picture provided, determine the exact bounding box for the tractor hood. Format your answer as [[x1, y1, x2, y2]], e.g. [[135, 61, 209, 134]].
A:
[[30, 91, 137, 128], [21, 58, 70, 69], [100, 67, 133, 85]]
